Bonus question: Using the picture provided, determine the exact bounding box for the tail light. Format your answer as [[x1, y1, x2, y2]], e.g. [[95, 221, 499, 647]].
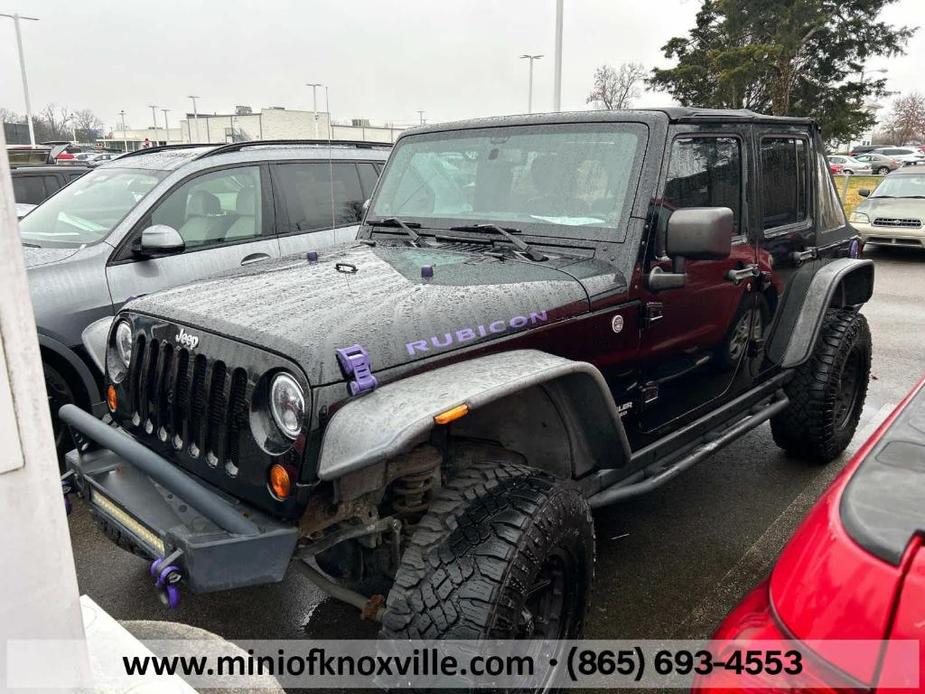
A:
[[692, 580, 863, 693]]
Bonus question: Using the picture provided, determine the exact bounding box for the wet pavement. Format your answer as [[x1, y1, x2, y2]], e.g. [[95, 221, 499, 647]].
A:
[[68, 245, 925, 674]]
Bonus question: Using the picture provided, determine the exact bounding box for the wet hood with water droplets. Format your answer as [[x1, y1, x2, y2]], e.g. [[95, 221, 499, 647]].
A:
[[125, 242, 608, 385]]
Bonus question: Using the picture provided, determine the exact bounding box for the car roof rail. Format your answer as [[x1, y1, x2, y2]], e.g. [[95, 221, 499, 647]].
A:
[[114, 143, 215, 160], [192, 139, 392, 160]]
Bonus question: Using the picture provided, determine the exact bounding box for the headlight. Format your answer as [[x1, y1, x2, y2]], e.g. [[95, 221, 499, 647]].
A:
[[270, 373, 305, 439], [850, 211, 870, 224], [115, 321, 133, 368]]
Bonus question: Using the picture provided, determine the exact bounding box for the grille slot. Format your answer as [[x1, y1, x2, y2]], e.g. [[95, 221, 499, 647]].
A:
[[873, 217, 922, 228], [127, 335, 248, 473]]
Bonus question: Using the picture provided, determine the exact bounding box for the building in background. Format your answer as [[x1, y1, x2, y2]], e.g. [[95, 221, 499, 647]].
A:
[[99, 106, 407, 151]]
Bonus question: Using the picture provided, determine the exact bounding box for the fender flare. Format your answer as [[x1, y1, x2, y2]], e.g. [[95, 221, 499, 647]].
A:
[[768, 258, 874, 369], [38, 332, 103, 413], [316, 349, 631, 481]]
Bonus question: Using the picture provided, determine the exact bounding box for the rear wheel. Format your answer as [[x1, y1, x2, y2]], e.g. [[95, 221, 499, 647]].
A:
[[877, 166, 890, 175], [771, 309, 871, 463], [380, 461, 594, 641]]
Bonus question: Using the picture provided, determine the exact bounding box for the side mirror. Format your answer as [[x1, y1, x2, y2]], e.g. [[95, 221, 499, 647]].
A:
[[136, 225, 185, 256], [858, 189, 871, 198], [648, 207, 734, 292]]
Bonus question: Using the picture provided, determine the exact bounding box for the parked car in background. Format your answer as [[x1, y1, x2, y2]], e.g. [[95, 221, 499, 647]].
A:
[[20, 140, 389, 459], [850, 168, 925, 249], [849, 144, 880, 157], [854, 152, 902, 175], [830, 161, 845, 174], [828, 155, 873, 175], [11, 165, 90, 214], [74, 151, 121, 167], [872, 146, 925, 166], [693, 376, 925, 692]]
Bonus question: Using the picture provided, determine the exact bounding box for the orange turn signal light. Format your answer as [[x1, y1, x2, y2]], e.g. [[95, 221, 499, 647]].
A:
[[269, 463, 292, 500], [106, 385, 118, 411], [434, 403, 469, 425]]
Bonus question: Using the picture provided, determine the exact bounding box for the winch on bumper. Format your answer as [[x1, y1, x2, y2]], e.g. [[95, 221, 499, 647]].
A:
[[61, 404, 298, 596]]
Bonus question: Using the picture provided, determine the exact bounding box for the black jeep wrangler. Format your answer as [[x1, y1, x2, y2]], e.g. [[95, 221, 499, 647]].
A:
[[64, 108, 873, 641]]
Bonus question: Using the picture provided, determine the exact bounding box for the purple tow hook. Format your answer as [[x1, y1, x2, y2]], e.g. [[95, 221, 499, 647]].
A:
[[155, 564, 182, 609]]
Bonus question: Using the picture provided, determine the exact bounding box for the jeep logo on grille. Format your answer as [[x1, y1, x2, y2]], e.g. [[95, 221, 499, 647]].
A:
[[175, 328, 199, 350]]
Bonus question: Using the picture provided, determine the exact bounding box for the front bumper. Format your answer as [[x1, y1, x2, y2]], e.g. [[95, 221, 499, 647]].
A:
[[854, 222, 925, 248], [62, 405, 298, 594]]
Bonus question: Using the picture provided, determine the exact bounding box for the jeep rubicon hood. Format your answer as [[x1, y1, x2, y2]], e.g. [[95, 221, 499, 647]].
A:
[[126, 242, 602, 385]]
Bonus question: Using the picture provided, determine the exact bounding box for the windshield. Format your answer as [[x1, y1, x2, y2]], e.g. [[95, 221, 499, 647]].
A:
[[369, 123, 646, 240], [19, 167, 165, 248], [871, 175, 925, 198]]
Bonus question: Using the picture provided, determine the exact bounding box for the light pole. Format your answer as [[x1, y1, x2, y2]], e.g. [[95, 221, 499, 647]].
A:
[[520, 54, 543, 114], [161, 108, 171, 144], [553, 0, 563, 111], [306, 83, 322, 138], [417, 110, 425, 125], [188, 95, 202, 142], [148, 104, 159, 146], [119, 110, 128, 152], [0, 12, 39, 145]]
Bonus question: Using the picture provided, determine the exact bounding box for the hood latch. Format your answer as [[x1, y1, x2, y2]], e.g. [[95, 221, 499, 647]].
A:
[[335, 344, 378, 396]]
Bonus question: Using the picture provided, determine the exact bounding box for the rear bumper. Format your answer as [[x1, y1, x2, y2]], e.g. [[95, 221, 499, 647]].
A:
[[63, 406, 297, 594]]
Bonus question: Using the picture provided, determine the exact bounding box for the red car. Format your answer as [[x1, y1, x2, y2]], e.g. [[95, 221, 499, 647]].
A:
[[830, 161, 845, 175], [694, 376, 925, 692]]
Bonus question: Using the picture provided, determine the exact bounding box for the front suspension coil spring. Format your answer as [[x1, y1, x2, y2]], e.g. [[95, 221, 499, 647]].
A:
[[391, 470, 434, 515]]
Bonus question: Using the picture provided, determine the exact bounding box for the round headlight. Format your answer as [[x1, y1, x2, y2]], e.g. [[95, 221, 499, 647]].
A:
[[115, 321, 133, 368], [270, 373, 305, 439]]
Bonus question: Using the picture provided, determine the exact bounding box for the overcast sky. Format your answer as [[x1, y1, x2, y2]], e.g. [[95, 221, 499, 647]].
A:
[[0, 0, 922, 132]]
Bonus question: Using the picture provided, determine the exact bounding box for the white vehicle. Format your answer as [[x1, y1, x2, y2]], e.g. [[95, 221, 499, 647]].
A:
[[828, 155, 873, 175], [871, 147, 925, 166]]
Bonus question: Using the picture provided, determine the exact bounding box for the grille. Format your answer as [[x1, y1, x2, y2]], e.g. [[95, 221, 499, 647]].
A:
[[127, 335, 249, 475], [873, 217, 922, 229]]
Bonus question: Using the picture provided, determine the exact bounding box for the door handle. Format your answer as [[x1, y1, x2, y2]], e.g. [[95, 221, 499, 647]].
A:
[[240, 253, 271, 266], [725, 264, 760, 285]]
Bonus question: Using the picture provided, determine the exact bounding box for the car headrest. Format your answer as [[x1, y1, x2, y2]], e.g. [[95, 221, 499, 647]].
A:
[[236, 187, 257, 215], [530, 155, 562, 195], [186, 190, 221, 216]]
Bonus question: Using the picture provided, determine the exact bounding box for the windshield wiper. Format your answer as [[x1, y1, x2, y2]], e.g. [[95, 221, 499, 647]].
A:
[[448, 223, 547, 261], [21, 242, 41, 248], [367, 217, 424, 246]]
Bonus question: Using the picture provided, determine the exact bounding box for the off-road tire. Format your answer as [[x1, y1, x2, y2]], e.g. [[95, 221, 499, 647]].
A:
[[771, 308, 871, 463], [44, 363, 76, 467], [380, 461, 594, 640]]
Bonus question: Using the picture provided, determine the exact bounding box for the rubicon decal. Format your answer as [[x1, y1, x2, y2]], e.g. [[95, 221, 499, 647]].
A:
[[406, 311, 548, 355]]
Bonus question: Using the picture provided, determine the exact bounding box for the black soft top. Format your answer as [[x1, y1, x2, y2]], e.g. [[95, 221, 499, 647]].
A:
[[401, 108, 816, 138], [840, 381, 925, 565]]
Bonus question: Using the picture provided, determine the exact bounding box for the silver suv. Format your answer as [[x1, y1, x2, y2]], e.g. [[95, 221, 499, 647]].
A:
[[21, 140, 389, 456]]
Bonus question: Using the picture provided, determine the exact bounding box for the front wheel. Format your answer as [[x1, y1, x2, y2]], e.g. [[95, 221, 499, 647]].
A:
[[771, 308, 871, 463], [44, 363, 76, 467], [380, 461, 594, 640]]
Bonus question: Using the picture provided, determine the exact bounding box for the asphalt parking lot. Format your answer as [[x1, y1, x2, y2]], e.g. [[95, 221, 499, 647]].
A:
[[68, 245, 925, 649]]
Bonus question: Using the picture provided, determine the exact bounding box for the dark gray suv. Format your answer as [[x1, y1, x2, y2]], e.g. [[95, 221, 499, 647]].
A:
[[22, 140, 389, 456]]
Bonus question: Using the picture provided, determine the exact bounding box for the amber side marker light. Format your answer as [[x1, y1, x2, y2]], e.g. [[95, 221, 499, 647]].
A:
[[269, 464, 292, 500], [434, 403, 469, 425], [106, 385, 118, 411]]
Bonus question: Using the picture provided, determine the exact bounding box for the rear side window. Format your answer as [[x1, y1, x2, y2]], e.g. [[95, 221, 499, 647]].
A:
[[357, 162, 380, 198], [760, 137, 809, 230], [275, 162, 366, 233], [663, 136, 742, 233], [12, 175, 47, 204]]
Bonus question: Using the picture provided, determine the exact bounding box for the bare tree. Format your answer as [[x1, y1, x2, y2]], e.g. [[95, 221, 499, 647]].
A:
[[884, 93, 925, 145], [587, 62, 647, 110], [35, 104, 73, 141], [71, 108, 103, 141], [0, 107, 23, 124]]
